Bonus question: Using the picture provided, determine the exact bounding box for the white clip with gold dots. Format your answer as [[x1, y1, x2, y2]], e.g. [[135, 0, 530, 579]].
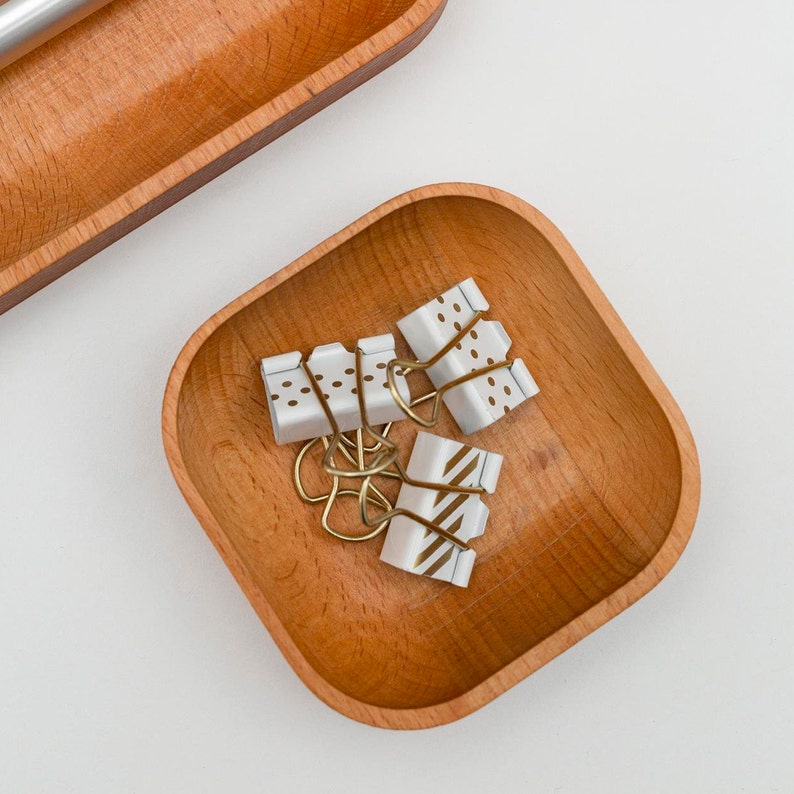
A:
[[260, 334, 410, 445], [396, 277, 540, 434]]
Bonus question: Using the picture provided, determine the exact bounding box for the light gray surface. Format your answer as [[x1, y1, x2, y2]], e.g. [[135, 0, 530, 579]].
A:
[[1, 1, 792, 791]]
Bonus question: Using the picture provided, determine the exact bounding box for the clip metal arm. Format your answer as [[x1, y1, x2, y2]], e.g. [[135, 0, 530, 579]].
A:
[[358, 475, 472, 552], [386, 313, 513, 428], [301, 357, 400, 480]]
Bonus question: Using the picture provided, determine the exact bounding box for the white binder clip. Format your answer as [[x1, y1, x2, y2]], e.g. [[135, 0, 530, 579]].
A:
[[388, 278, 539, 434], [260, 334, 410, 446], [377, 431, 503, 587]]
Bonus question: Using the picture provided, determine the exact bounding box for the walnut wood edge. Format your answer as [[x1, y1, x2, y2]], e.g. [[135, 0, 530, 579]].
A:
[[161, 182, 701, 730], [0, 0, 448, 316]]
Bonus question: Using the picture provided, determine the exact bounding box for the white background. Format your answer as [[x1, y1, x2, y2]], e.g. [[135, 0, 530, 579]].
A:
[[1, 1, 792, 791]]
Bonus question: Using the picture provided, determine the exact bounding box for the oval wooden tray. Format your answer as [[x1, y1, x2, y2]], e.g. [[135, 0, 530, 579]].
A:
[[162, 183, 700, 729], [0, 0, 446, 314]]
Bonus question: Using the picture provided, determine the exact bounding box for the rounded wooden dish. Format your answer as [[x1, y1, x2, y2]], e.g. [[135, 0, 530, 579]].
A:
[[162, 183, 700, 729]]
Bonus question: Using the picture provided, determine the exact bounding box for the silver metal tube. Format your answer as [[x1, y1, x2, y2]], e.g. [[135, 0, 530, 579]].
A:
[[0, 0, 113, 71]]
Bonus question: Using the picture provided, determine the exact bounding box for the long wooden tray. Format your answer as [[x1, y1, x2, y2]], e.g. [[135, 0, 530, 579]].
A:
[[162, 183, 700, 728], [0, 0, 447, 314]]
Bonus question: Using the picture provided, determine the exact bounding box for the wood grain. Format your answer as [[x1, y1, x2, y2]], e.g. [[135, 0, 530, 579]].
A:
[[161, 183, 700, 729], [0, 0, 447, 314]]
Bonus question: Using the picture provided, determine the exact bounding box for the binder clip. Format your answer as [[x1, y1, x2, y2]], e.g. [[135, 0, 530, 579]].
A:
[[263, 334, 408, 542], [375, 431, 503, 587], [387, 277, 539, 434], [260, 334, 410, 447]]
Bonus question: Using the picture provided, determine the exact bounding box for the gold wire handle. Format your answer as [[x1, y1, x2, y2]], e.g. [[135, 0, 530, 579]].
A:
[[356, 444, 488, 551], [386, 313, 513, 428], [294, 435, 393, 508], [321, 475, 391, 542], [358, 475, 471, 552], [348, 346, 400, 472], [300, 358, 399, 480], [339, 424, 393, 455], [294, 435, 393, 541], [294, 436, 370, 502]]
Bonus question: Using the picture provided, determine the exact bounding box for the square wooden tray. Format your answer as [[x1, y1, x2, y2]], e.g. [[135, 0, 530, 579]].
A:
[[162, 182, 700, 729], [0, 0, 446, 314]]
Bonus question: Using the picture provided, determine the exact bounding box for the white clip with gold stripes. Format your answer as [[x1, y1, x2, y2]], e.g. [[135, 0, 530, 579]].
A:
[[260, 334, 410, 445], [395, 277, 539, 434], [379, 431, 503, 587]]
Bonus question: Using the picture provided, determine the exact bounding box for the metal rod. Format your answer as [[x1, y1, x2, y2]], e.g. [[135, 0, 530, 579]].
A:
[[0, 0, 113, 71]]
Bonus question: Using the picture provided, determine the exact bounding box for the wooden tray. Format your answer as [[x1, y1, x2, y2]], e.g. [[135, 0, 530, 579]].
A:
[[161, 183, 700, 729], [0, 0, 446, 314]]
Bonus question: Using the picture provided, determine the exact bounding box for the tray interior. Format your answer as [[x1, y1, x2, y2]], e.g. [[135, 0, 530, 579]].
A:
[[171, 190, 686, 714], [0, 0, 425, 282]]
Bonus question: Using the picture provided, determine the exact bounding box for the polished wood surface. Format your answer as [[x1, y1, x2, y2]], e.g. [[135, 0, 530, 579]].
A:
[[161, 183, 700, 729], [0, 0, 446, 313]]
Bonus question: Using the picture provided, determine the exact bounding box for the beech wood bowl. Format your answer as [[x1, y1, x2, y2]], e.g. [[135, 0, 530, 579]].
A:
[[162, 183, 700, 728], [0, 0, 446, 314]]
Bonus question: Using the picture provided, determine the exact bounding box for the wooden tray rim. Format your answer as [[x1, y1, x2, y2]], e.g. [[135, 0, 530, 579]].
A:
[[0, 0, 447, 309], [161, 182, 701, 729]]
